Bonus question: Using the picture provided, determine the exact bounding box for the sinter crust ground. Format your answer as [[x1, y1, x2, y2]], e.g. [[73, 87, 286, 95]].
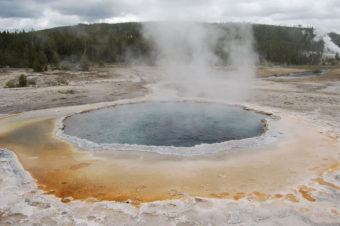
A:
[[0, 66, 339, 225]]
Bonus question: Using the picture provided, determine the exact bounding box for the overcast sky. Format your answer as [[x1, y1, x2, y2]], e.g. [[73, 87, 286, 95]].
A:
[[0, 0, 339, 33]]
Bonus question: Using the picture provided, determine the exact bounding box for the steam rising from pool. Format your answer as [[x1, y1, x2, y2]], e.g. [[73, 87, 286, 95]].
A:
[[142, 22, 258, 102], [63, 102, 265, 150]]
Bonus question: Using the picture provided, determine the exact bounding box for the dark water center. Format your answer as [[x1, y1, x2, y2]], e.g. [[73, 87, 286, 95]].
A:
[[64, 102, 265, 147]]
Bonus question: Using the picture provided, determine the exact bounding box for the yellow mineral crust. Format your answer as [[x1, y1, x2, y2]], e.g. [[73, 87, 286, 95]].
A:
[[0, 104, 338, 204]]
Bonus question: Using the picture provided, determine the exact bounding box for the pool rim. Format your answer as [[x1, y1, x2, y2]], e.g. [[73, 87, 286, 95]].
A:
[[56, 99, 281, 156]]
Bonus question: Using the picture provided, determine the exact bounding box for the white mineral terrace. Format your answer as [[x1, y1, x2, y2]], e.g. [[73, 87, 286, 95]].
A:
[[0, 87, 339, 225]]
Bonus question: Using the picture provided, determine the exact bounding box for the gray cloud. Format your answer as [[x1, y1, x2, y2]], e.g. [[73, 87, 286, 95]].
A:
[[48, 0, 123, 19], [0, 0, 339, 33], [0, 0, 43, 18]]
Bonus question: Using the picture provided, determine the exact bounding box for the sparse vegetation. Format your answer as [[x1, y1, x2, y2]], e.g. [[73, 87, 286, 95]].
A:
[[4, 74, 27, 88]]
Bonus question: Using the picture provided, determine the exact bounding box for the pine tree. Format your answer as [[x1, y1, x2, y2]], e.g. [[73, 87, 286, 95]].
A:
[[51, 51, 60, 68], [39, 50, 48, 67], [18, 74, 27, 87], [33, 58, 43, 72]]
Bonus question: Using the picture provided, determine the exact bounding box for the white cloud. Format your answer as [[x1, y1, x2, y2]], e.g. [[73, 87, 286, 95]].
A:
[[0, 0, 339, 33], [98, 14, 141, 24], [0, 9, 82, 31]]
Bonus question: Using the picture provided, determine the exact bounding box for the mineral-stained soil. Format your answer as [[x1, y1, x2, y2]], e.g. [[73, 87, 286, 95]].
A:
[[0, 65, 339, 225]]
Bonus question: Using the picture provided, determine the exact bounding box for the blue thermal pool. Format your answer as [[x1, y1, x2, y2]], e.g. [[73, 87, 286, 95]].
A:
[[63, 101, 265, 147]]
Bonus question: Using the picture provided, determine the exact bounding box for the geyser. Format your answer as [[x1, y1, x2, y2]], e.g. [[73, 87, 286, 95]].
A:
[[61, 23, 262, 155], [142, 22, 258, 102], [64, 101, 265, 148]]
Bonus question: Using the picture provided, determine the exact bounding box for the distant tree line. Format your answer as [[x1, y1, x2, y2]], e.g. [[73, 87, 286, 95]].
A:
[[253, 24, 324, 65], [0, 22, 332, 69], [0, 23, 151, 70]]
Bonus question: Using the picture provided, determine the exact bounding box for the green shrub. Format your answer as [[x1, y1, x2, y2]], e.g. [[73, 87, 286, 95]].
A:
[[60, 63, 72, 71], [4, 79, 16, 88], [18, 74, 27, 87]]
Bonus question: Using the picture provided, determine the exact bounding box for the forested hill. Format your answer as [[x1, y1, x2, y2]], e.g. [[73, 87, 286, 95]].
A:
[[253, 24, 325, 64], [0, 22, 336, 69]]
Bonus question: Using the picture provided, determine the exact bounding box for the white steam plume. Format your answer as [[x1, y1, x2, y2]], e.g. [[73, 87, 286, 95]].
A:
[[314, 27, 340, 55], [142, 22, 258, 103]]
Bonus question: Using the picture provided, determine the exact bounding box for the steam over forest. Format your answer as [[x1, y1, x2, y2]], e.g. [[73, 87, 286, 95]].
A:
[[0, 22, 339, 70]]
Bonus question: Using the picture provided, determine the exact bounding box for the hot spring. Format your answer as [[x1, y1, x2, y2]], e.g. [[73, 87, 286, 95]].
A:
[[63, 101, 266, 151]]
